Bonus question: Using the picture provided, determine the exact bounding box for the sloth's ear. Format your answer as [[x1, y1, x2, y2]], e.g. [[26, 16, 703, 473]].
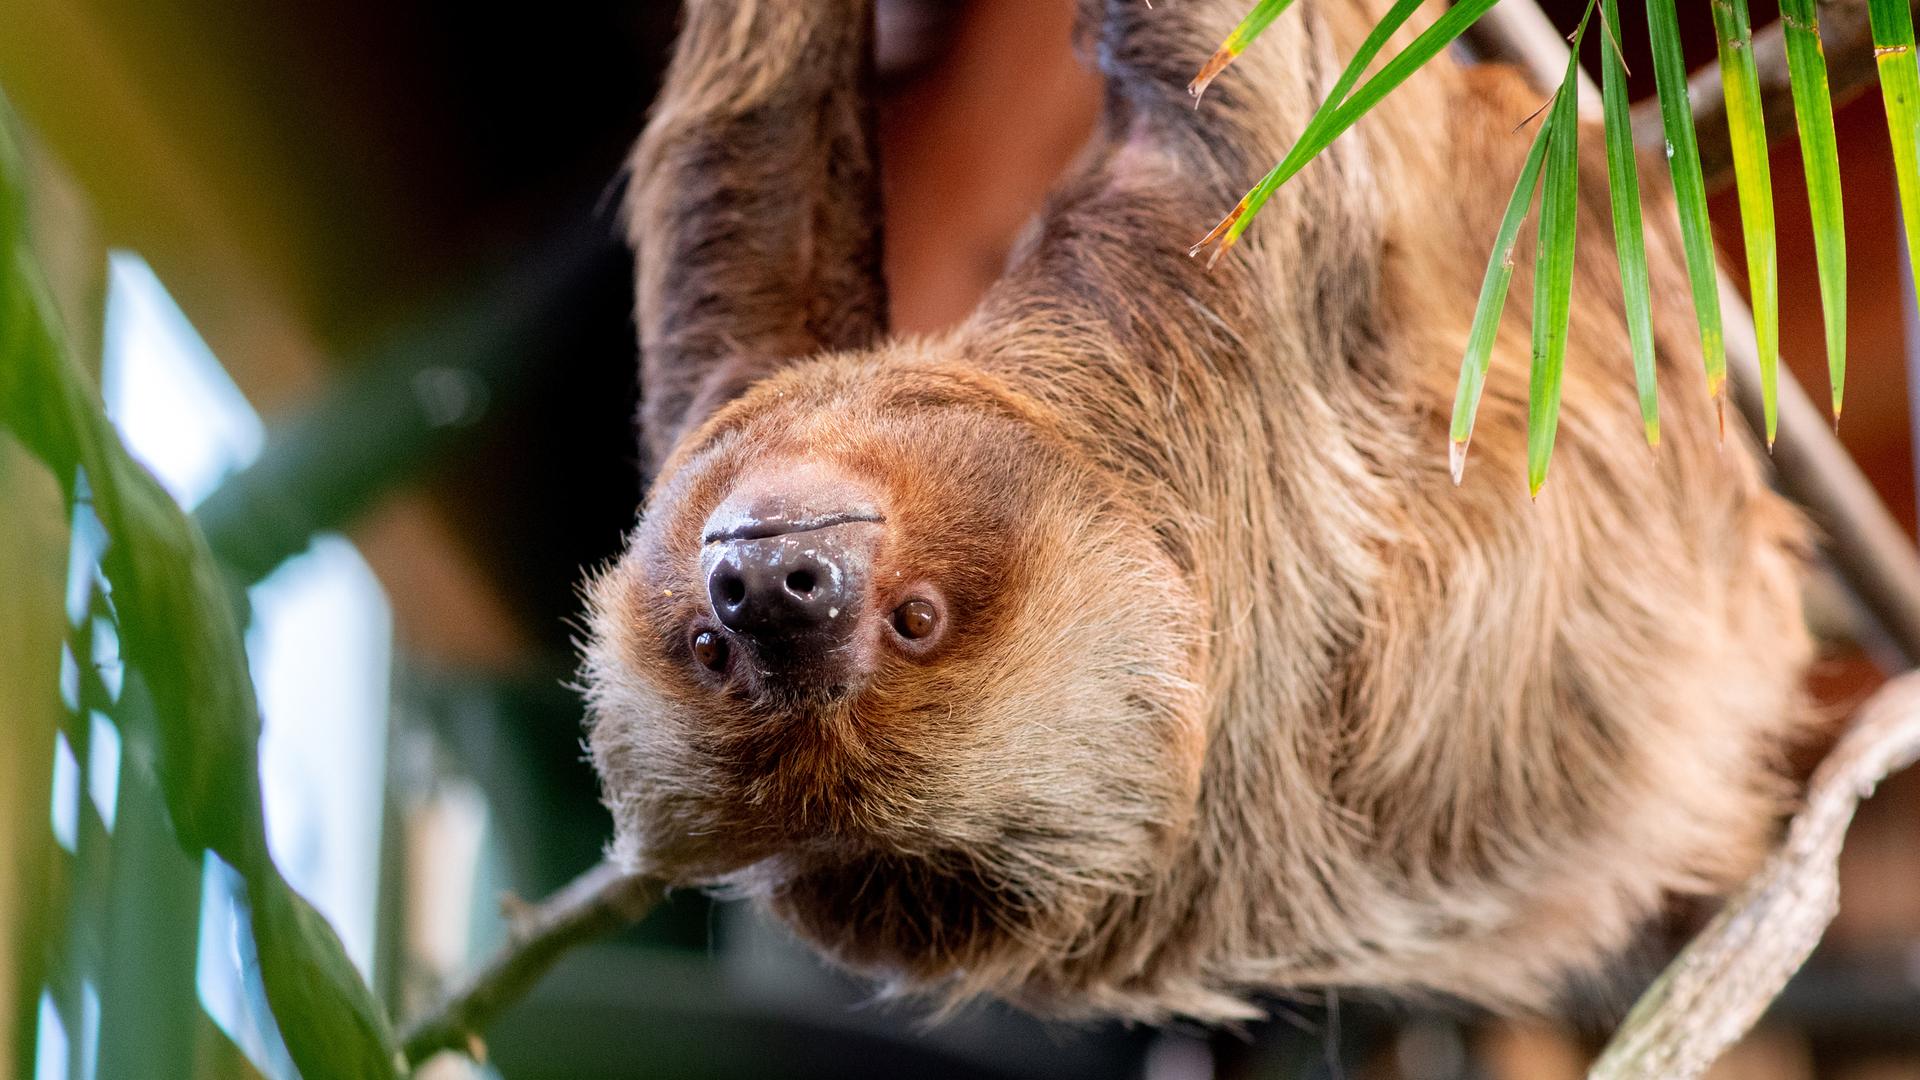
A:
[[624, 0, 888, 472]]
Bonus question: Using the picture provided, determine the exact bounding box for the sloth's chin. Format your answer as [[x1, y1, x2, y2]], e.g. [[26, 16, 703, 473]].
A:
[[747, 844, 1053, 980]]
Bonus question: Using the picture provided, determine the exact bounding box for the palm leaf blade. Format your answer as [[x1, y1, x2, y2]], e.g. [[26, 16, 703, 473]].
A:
[[1190, 0, 1300, 100], [1528, 33, 1587, 497], [1601, 0, 1660, 446], [1781, 0, 1849, 422], [1871, 0, 1920, 365], [1450, 115, 1554, 482], [1645, 0, 1728, 431], [1194, 0, 1501, 261], [1713, 0, 1781, 445]]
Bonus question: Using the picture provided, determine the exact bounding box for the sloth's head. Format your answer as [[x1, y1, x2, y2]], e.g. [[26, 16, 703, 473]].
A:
[[583, 354, 1206, 983]]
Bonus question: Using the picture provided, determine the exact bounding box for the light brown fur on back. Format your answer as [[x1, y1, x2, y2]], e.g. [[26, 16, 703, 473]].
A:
[[586, 0, 1811, 1023]]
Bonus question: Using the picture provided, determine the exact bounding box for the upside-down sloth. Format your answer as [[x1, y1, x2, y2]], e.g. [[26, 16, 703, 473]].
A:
[[583, 0, 1811, 1022]]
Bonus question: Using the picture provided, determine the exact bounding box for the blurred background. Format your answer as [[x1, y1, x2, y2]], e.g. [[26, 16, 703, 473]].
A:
[[2, 0, 1919, 1077]]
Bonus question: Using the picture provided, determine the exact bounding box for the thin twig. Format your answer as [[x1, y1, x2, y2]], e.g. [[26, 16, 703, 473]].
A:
[[1589, 670, 1920, 1078], [399, 861, 663, 1068]]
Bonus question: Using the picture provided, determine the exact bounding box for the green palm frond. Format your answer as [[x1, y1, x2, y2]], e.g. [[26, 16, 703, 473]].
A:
[[1527, 8, 1593, 497], [1713, 0, 1782, 446], [1601, 0, 1660, 448], [1205, 0, 1917, 482], [1645, 0, 1729, 435], [1190, 0, 1302, 101], [1873, 0, 1920, 362], [1782, 0, 1848, 422], [1189, 0, 1499, 264], [1449, 110, 1553, 483]]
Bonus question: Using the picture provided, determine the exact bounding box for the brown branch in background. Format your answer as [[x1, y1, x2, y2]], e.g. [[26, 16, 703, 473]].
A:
[[1625, 0, 1888, 193], [399, 862, 662, 1068], [1589, 671, 1920, 1079]]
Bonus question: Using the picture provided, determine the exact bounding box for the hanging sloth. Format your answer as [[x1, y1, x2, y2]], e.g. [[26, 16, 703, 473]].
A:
[[582, 0, 1811, 1022]]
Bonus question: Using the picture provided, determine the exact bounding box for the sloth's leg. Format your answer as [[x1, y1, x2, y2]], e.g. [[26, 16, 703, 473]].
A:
[[625, 0, 887, 470]]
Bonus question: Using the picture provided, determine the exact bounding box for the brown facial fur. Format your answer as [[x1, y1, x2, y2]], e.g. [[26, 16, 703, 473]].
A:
[[586, 0, 1813, 1023]]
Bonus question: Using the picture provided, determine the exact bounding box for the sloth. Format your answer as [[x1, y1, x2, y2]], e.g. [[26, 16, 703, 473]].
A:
[[583, 0, 1812, 1022]]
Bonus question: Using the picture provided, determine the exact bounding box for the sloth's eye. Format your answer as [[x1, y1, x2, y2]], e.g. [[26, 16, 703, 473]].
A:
[[892, 599, 938, 640], [691, 630, 730, 671]]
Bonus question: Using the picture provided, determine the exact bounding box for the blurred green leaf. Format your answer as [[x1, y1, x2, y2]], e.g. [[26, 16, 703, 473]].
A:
[[1528, 15, 1590, 498], [1449, 110, 1553, 483], [0, 98, 402, 1080], [254, 882, 406, 1080], [1781, 0, 1848, 423], [1601, 0, 1660, 447], [1713, 0, 1781, 445]]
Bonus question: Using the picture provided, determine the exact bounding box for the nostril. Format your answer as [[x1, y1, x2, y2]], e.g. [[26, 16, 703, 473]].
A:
[[784, 568, 818, 597], [718, 575, 747, 607]]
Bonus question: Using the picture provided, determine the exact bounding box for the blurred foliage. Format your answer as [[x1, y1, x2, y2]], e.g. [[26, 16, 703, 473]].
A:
[[0, 96, 403, 1079]]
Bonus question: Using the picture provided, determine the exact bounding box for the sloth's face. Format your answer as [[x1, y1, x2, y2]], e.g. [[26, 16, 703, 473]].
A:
[[583, 356, 1207, 980]]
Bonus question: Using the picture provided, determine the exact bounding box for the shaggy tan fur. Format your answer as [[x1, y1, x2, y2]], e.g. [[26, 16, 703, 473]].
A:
[[584, 0, 1812, 1022]]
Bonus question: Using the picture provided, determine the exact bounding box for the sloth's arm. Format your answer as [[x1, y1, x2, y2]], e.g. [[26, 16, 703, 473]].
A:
[[961, 0, 1405, 373], [624, 0, 887, 471]]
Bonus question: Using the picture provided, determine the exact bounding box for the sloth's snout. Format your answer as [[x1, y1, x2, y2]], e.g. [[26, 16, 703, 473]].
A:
[[705, 526, 876, 645], [700, 466, 883, 658]]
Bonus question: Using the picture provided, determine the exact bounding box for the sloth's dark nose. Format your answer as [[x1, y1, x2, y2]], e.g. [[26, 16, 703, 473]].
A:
[[700, 467, 883, 654], [705, 526, 877, 644]]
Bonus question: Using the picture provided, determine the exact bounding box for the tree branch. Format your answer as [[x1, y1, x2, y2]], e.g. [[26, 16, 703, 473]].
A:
[[399, 861, 663, 1068], [1589, 670, 1920, 1079]]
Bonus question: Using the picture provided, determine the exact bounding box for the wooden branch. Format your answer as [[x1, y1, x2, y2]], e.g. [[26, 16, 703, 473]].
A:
[[1470, 0, 1920, 670], [399, 861, 662, 1068], [1589, 671, 1920, 1078], [1625, 0, 1888, 194]]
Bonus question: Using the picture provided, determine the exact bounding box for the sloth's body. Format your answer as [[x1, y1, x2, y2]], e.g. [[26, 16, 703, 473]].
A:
[[585, 0, 1811, 1022]]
